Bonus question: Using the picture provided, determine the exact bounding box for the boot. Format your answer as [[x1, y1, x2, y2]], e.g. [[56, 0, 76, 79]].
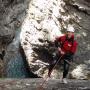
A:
[[62, 78, 68, 84]]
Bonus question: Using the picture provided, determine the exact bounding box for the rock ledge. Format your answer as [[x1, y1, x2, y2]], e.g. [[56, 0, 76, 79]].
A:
[[0, 78, 90, 90]]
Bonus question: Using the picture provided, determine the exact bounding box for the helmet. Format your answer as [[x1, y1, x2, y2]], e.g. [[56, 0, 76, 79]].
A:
[[67, 26, 75, 32]]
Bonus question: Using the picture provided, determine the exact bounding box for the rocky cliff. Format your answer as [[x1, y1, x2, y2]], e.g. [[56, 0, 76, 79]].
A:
[[0, 0, 90, 79], [0, 79, 90, 90]]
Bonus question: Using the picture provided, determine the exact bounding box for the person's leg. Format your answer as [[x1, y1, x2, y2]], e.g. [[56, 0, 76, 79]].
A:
[[61, 59, 70, 83], [48, 62, 55, 77], [63, 53, 73, 79], [63, 60, 70, 78]]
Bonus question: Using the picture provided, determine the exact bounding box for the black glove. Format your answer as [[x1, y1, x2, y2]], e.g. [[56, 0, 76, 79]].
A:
[[55, 40, 61, 48]]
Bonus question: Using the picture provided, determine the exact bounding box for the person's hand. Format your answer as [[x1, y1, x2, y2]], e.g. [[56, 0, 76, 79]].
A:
[[58, 47, 61, 52], [58, 47, 65, 55], [61, 50, 65, 55]]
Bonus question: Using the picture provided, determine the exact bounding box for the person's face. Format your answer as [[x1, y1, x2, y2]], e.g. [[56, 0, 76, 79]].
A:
[[67, 31, 74, 38]]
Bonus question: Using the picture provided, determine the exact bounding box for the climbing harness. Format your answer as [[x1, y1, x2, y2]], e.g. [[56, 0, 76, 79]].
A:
[[64, 59, 76, 68]]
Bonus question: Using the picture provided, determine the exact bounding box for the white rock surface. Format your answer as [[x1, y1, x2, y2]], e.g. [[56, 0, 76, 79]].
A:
[[71, 64, 89, 79], [20, 0, 64, 77]]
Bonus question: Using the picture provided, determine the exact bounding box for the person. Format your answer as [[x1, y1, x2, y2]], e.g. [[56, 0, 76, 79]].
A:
[[48, 26, 78, 83]]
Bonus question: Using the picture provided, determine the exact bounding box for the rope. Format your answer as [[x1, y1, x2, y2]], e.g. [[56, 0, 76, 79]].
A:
[[37, 55, 63, 90]]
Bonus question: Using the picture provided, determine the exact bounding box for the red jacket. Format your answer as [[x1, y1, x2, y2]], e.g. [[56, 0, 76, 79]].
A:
[[56, 34, 78, 54]]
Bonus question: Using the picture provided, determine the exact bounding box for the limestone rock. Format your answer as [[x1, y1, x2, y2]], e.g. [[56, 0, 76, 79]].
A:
[[20, 0, 63, 78], [71, 64, 90, 79], [19, 0, 90, 79], [0, 0, 90, 79]]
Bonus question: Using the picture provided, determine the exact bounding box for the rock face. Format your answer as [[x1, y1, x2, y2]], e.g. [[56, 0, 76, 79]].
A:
[[4, 29, 30, 78], [0, 0, 30, 48], [0, 0, 90, 79], [20, 0, 90, 79], [0, 79, 90, 90], [20, 0, 63, 78], [64, 0, 90, 61], [0, 0, 31, 77], [64, 0, 90, 79]]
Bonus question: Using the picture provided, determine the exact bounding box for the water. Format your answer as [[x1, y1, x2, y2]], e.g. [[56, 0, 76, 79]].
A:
[[6, 28, 39, 78], [6, 51, 29, 78], [6, 46, 39, 78]]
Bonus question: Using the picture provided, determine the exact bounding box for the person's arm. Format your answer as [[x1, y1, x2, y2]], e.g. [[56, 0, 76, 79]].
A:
[[54, 36, 61, 47]]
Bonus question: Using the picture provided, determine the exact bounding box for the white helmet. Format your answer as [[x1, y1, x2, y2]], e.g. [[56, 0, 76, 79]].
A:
[[67, 26, 75, 32]]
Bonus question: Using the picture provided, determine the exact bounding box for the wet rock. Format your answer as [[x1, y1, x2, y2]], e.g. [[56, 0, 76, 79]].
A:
[[0, 0, 31, 77]]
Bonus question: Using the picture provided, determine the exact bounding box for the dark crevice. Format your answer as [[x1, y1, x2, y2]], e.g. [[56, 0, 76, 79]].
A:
[[71, 4, 90, 16], [64, 3, 90, 31], [0, 50, 5, 60], [85, 0, 90, 3], [0, 35, 15, 45], [65, 2, 90, 16], [7, 0, 15, 5], [1, 0, 15, 7], [68, 16, 90, 31], [19, 44, 41, 78], [31, 41, 56, 64]]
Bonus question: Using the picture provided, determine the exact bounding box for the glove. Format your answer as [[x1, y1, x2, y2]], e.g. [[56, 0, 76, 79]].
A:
[[54, 40, 61, 48], [55, 40, 58, 47]]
